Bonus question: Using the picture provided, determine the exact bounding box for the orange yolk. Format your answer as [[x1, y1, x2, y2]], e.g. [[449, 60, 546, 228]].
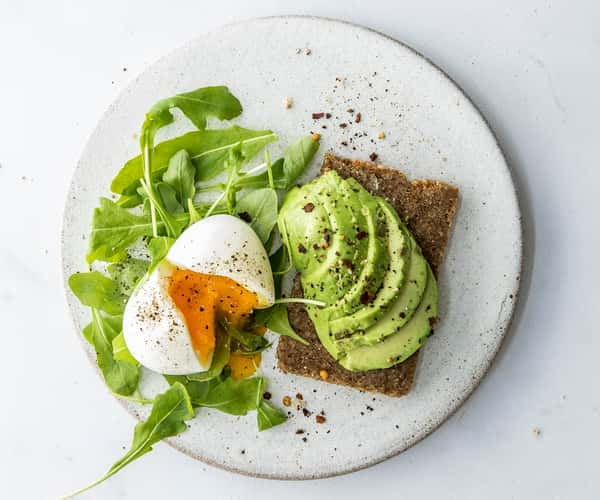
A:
[[168, 269, 259, 374]]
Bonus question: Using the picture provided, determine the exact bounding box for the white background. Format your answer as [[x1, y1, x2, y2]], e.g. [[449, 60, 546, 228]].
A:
[[1, 1, 598, 499]]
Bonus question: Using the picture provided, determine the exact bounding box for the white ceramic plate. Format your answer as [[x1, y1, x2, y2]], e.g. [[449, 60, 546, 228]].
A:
[[62, 16, 521, 479]]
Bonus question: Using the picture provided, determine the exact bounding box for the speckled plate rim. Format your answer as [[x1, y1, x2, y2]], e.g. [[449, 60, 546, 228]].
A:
[[61, 15, 523, 480]]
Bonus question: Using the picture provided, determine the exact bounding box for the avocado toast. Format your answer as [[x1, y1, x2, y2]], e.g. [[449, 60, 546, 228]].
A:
[[277, 154, 459, 397]]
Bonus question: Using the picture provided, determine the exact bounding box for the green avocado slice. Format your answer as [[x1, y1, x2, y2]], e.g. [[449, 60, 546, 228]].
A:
[[326, 180, 389, 319], [334, 231, 428, 352], [339, 263, 437, 371], [329, 198, 409, 337]]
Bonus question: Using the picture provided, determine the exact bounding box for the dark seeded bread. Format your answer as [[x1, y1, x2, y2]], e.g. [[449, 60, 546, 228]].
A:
[[276, 153, 459, 397]]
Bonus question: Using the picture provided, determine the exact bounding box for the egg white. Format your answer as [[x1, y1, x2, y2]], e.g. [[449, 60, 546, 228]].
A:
[[122, 215, 275, 375]]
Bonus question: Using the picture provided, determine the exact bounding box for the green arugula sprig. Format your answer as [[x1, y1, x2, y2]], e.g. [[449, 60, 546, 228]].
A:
[[67, 85, 319, 497]]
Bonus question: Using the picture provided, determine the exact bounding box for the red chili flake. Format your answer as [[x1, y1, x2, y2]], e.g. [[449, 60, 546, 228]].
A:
[[360, 291, 376, 305], [298, 244, 307, 254], [339, 123, 348, 128], [296, 393, 303, 401], [316, 415, 326, 424], [356, 230, 367, 240], [238, 211, 252, 222], [355, 112, 362, 123], [369, 152, 379, 162], [303, 203, 315, 212], [312, 112, 325, 119]]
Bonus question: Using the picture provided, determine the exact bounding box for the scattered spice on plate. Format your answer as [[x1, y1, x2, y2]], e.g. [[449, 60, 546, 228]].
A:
[[377, 132, 386, 139], [282, 395, 292, 407], [312, 112, 325, 119], [339, 123, 348, 128], [283, 97, 293, 109], [296, 429, 305, 435], [316, 415, 326, 424], [296, 393, 304, 401], [355, 112, 362, 123], [303, 203, 315, 212], [533, 427, 542, 438], [262, 391, 272, 400], [369, 152, 379, 162]]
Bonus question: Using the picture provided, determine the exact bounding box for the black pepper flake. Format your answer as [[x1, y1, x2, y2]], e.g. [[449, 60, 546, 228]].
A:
[[263, 391, 272, 400], [312, 112, 325, 119], [369, 152, 379, 162], [399, 311, 405, 318], [298, 243, 307, 254], [339, 123, 348, 128], [238, 211, 252, 223], [302, 408, 311, 417], [296, 429, 305, 434], [302, 437, 308, 442], [355, 112, 362, 123], [313, 243, 320, 250], [303, 202, 315, 212], [356, 230, 367, 240], [341, 259, 354, 270]]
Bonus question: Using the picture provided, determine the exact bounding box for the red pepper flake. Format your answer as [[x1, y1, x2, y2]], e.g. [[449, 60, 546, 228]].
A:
[[312, 112, 325, 119], [238, 211, 252, 223], [298, 244, 307, 254], [316, 415, 326, 424], [296, 393, 303, 401], [369, 152, 379, 162], [355, 112, 362, 123], [303, 203, 315, 212], [356, 230, 367, 240], [360, 291, 376, 305], [346, 108, 354, 113], [339, 123, 348, 128]]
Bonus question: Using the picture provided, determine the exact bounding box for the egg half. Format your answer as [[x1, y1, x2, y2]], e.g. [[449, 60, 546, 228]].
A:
[[123, 214, 275, 375]]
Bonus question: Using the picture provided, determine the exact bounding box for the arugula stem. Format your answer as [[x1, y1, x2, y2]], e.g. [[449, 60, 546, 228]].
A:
[[195, 183, 226, 193], [265, 150, 274, 189], [244, 162, 267, 176], [141, 123, 158, 238], [111, 390, 155, 405], [204, 191, 227, 218], [274, 297, 327, 307]]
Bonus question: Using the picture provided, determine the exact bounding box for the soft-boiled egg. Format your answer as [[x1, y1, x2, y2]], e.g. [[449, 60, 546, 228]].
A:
[[123, 214, 275, 375]]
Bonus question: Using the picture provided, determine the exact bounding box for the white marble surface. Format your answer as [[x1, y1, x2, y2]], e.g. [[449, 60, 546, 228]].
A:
[[1, 1, 598, 499]]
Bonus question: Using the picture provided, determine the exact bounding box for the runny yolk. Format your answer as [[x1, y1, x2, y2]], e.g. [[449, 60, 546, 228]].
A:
[[168, 269, 260, 376]]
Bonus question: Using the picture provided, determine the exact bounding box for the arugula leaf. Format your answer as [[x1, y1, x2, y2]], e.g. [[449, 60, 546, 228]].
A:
[[86, 198, 187, 264], [107, 258, 149, 297], [156, 182, 184, 214], [234, 188, 278, 244], [147, 86, 241, 131], [258, 303, 309, 346], [220, 320, 270, 355], [63, 383, 193, 498], [68, 271, 126, 315], [268, 244, 289, 298], [279, 135, 320, 188], [187, 199, 202, 224], [112, 332, 138, 365], [87, 309, 139, 396], [146, 237, 175, 274], [192, 376, 264, 416], [186, 332, 231, 382], [162, 150, 196, 205], [111, 127, 277, 195], [257, 400, 287, 431], [235, 135, 319, 190]]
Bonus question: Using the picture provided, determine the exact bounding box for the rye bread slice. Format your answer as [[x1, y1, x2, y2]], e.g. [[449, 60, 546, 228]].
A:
[[277, 153, 459, 397]]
